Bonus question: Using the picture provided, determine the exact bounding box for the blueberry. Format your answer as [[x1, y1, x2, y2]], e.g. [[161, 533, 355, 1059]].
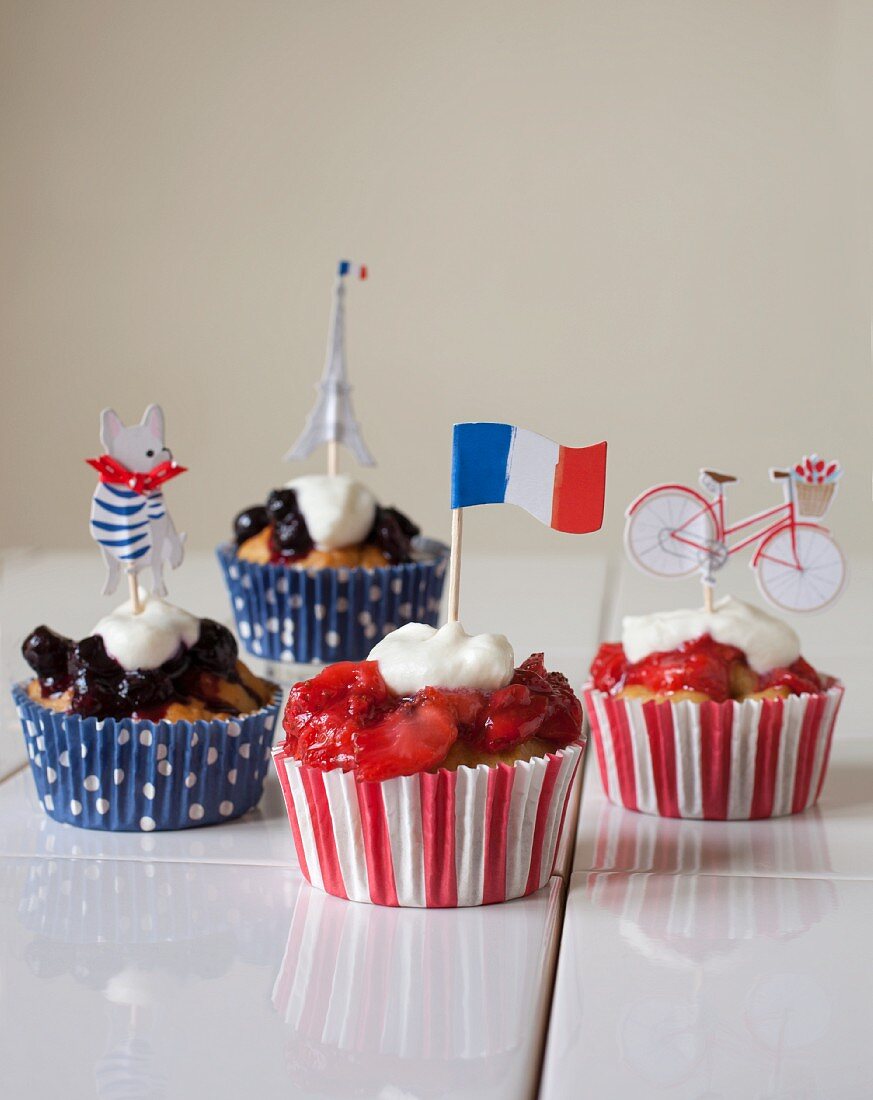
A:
[[274, 513, 314, 559], [383, 506, 420, 542], [117, 670, 175, 714], [71, 674, 125, 719], [188, 619, 238, 675], [367, 506, 418, 564], [70, 635, 122, 680], [266, 489, 300, 523], [22, 626, 73, 690], [233, 505, 269, 546]]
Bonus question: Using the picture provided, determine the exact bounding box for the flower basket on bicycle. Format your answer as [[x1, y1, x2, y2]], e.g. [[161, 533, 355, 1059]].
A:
[[791, 454, 841, 519], [795, 481, 835, 518]]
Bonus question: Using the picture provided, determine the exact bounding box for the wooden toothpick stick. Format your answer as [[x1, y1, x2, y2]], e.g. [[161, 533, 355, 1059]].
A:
[[327, 439, 339, 477], [447, 508, 463, 623], [703, 583, 714, 614], [127, 569, 143, 615]]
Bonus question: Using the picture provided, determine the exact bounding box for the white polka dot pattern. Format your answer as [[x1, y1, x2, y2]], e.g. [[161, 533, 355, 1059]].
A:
[[216, 538, 448, 664], [13, 684, 281, 833]]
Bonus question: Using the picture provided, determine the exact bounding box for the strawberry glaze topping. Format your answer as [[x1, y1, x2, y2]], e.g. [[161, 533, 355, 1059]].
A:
[[282, 654, 582, 781], [590, 634, 825, 702]]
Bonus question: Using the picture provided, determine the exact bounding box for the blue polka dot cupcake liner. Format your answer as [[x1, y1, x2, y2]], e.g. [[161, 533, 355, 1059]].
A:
[[17, 857, 290, 949], [216, 537, 449, 664], [12, 684, 282, 832]]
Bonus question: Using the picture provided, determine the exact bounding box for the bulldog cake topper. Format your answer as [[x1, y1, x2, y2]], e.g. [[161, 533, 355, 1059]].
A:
[[86, 404, 187, 611], [623, 456, 846, 613], [284, 260, 375, 476]]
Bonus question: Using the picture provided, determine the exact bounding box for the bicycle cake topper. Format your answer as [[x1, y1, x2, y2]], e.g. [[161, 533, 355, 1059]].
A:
[[86, 404, 187, 614], [624, 454, 845, 614]]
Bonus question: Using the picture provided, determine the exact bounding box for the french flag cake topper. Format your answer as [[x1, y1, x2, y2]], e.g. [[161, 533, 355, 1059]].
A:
[[86, 404, 187, 614], [448, 422, 608, 620], [452, 423, 607, 534]]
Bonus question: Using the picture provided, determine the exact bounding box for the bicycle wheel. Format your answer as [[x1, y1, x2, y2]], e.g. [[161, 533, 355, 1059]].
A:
[[755, 525, 846, 612], [625, 489, 717, 578]]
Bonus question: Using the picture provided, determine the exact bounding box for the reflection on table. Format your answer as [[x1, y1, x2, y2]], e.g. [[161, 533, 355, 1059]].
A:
[[12, 858, 293, 1100], [273, 879, 563, 1098], [585, 799, 837, 966]]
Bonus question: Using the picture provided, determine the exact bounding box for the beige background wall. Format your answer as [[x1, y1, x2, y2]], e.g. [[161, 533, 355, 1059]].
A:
[[2, 1, 871, 567]]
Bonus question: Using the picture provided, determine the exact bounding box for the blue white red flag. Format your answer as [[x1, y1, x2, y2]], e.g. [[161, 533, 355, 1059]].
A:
[[451, 423, 607, 534]]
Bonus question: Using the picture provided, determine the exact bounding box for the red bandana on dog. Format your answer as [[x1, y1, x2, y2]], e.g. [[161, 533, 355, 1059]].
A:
[[86, 455, 187, 495]]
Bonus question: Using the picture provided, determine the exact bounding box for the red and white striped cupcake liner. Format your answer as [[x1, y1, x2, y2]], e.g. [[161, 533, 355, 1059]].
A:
[[272, 883, 530, 1060], [272, 740, 584, 907], [584, 685, 843, 820], [586, 868, 839, 965]]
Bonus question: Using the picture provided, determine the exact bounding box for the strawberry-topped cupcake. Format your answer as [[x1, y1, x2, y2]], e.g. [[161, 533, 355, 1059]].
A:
[[272, 621, 585, 906], [218, 474, 448, 665], [585, 597, 843, 820]]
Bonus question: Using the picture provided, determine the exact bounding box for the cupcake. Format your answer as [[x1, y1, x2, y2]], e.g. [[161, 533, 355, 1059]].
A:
[[14, 595, 280, 831], [272, 620, 585, 906], [217, 473, 448, 664], [585, 596, 843, 820]]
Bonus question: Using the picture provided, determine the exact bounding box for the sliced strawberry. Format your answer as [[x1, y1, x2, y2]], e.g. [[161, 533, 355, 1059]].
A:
[[622, 636, 739, 702], [477, 684, 548, 752], [590, 642, 628, 693], [353, 690, 458, 781], [282, 660, 392, 767], [438, 688, 486, 730], [293, 713, 356, 771], [510, 655, 582, 744], [760, 656, 823, 696]]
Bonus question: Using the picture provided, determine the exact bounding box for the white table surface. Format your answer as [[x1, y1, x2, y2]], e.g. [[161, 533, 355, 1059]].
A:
[[0, 549, 606, 1100], [1, 549, 869, 1098], [540, 559, 873, 1100]]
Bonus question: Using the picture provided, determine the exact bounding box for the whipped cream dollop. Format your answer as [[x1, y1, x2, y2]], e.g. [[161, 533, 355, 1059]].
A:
[[104, 967, 172, 1008], [92, 596, 201, 671], [621, 596, 800, 674], [368, 621, 515, 695], [284, 474, 377, 551]]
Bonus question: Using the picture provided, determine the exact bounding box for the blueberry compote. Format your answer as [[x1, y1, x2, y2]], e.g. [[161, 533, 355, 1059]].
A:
[[22, 619, 261, 721], [233, 490, 420, 565], [366, 506, 420, 564], [266, 489, 315, 562]]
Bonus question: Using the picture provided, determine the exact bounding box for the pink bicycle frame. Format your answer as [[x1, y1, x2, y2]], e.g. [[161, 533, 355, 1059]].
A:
[[627, 480, 825, 572]]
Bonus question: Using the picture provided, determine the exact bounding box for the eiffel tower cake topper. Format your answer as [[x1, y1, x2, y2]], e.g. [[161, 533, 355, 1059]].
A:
[[284, 260, 375, 476]]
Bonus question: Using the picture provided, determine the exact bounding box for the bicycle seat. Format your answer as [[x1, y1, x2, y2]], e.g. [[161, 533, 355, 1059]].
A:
[[702, 469, 737, 484]]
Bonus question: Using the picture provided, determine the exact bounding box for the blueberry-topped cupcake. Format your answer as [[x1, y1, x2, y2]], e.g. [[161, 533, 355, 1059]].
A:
[[219, 474, 447, 665], [14, 596, 280, 831], [217, 261, 447, 664], [15, 400, 283, 831]]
